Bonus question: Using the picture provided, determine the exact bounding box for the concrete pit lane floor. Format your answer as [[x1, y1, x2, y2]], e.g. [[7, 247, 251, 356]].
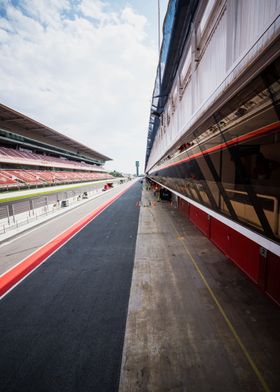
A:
[[119, 188, 280, 392], [0, 182, 280, 391]]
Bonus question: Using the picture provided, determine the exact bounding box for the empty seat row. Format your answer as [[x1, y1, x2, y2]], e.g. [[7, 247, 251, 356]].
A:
[[0, 146, 104, 171], [0, 170, 112, 188]]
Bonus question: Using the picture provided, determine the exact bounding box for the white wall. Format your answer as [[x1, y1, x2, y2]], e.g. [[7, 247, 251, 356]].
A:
[[147, 0, 280, 171]]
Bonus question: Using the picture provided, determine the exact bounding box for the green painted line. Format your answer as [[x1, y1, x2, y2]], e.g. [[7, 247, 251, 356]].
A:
[[0, 180, 112, 203]]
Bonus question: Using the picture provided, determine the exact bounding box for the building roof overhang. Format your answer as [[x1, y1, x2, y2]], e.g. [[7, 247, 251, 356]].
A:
[[0, 103, 112, 162]]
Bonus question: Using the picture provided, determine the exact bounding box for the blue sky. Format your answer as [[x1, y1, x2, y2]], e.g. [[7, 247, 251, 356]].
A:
[[0, 0, 168, 173]]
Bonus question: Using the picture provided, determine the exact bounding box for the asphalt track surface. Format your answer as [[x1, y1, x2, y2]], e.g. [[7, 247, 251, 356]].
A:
[[0, 181, 142, 392]]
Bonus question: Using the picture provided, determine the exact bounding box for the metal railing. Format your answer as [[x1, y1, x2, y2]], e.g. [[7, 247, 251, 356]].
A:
[[0, 178, 125, 236]]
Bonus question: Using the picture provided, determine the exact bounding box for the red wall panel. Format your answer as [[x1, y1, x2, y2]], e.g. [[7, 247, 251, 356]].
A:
[[189, 204, 210, 237], [266, 252, 280, 306], [210, 217, 230, 256], [178, 198, 189, 218], [227, 228, 260, 283], [177, 197, 280, 306], [210, 217, 260, 282]]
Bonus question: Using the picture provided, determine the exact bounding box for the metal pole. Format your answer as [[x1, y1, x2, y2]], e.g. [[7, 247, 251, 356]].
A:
[[158, 0, 162, 88], [6, 205, 10, 225], [11, 204, 15, 223], [158, 0, 161, 55]]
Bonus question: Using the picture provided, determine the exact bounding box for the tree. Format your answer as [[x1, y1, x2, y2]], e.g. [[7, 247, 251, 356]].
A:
[[109, 170, 123, 177]]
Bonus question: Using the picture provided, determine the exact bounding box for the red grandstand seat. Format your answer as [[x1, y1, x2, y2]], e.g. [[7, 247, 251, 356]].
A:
[[0, 171, 18, 186], [0, 146, 100, 172], [6, 170, 40, 184]]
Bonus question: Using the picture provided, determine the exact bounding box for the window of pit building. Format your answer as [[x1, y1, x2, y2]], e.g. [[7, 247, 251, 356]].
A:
[[196, 0, 225, 68], [197, 0, 216, 41], [159, 127, 164, 141], [161, 113, 168, 131], [226, 1, 279, 70], [172, 86, 178, 112], [167, 105, 171, 126], [180, 46, 191, 94]]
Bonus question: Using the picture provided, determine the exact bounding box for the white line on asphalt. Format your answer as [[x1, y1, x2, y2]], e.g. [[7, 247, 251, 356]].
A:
[[0, 184, 121, 249]]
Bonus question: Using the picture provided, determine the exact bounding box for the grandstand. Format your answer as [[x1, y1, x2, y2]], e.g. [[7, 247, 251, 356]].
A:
[[0, 103, 113, 191]]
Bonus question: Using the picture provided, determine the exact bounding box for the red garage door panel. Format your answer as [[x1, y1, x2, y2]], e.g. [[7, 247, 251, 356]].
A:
[[266, 253, 280, 306], [227, 228, 260, 283], [210, 217, 229, 256], [178, 199, 189, 218], [189, 205, 210, 237], [210, 217, 260, 283]]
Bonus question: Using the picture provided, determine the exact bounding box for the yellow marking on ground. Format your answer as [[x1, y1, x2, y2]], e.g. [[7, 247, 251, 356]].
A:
[[170, 220, 271, 392]]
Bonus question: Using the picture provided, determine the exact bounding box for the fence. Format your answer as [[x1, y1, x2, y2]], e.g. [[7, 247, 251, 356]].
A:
[[0, 178, 124, 235]]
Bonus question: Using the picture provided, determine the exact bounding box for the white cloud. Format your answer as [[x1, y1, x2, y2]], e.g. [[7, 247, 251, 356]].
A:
[[121, 6, 147, 32], [80, 0, 112, 24], [0, 0, 158, 173]]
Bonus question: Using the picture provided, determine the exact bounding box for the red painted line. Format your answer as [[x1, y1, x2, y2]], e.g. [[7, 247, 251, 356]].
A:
[[0, 182, 136, 297], [152, 121, 280, 172]]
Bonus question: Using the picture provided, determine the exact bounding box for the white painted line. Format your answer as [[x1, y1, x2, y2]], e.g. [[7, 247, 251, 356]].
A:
[[0, 182, 124, 247], [0, 180, 138, 299], [0, 181, 137, 276]]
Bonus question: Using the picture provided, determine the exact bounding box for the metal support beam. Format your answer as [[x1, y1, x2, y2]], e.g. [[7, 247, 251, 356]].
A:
[[214, 114, 275, 239], [194, 134, 238, 220]]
